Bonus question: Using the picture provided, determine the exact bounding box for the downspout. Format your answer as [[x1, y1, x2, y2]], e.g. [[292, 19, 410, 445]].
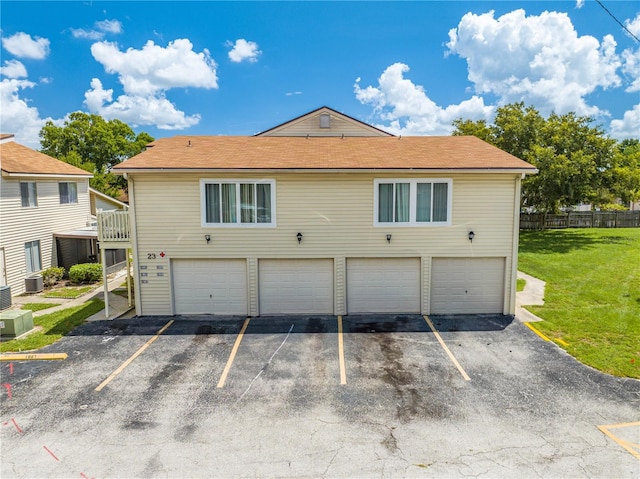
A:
[[127, 174, 142, 316], [509, 174, 523, 315]]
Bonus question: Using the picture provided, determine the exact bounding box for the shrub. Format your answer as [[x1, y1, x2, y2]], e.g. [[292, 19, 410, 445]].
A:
[[42, 266, 65, 288], [69, 263, 102, 284]]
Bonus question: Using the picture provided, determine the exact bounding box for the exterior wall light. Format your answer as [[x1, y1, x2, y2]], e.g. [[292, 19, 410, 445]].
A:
[[297, 232, 303, 244], [468, 231, 475, 243], [386, 234, 392, 243], [205, 234, 211, 243]]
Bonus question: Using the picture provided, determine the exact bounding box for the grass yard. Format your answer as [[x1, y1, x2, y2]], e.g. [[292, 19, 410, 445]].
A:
[[0, 299, 104, 352], [18, 303, 61, 312], [519, 228, 639, 378], [516, 278, 526, 292], [43, 285, 95, 299]]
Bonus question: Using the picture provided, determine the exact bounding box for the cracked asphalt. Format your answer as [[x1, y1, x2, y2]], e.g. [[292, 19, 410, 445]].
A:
[[1, 314, 639, 478]]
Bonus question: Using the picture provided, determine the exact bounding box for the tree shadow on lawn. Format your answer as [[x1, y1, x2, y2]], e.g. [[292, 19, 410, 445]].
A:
[[519, 229, 633, 255]]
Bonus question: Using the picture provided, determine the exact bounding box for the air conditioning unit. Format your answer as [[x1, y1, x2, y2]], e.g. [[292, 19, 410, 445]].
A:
[[0, 286, 11, 310], [25, 275, 43, 293]]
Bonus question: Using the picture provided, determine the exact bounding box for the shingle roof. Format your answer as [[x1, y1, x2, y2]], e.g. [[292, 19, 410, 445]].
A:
[[0, 141, 92, 177], [114, 135, 536, 172]]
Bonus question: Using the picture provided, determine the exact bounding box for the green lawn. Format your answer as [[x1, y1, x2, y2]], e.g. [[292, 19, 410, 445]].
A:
[[43, 285, 95, 299], [0, 299, 104, 352], [519, 228, 640, 378], [18, 302, 61, 312], [516, 278, 526, 292]]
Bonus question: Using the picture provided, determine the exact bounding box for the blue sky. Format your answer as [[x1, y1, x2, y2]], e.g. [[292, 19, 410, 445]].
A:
[[1, 1, 639, 149]]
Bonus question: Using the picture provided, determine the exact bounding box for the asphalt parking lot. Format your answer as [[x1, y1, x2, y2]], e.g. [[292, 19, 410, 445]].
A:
[[1, 314, 639, 478]]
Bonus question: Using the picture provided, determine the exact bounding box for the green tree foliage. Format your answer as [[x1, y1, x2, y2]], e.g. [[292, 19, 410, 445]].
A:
[[604, 139, 640, 206], [39, 112, 153, 198], [452, 102, 637, 213]]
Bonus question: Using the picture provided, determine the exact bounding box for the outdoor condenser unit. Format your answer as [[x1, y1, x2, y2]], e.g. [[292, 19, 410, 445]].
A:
[[0, 286, 11, 310], [24, 275, 43, 293]]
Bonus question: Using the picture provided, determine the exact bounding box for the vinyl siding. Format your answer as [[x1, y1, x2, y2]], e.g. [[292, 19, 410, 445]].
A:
[[0, 177, 91, 295], [130, 172, 520, 316], [259, 113, 389, 137]]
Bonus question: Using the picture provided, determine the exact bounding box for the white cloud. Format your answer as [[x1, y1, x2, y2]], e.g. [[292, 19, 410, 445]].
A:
[[85, 39, 217, 129], [227, 39, 261, 63], [622, 15, 640, 93], [71, 28, 104, 41], [90, 39, 218, 95], [575, 0, 584, 9], [84, 78, 200, 129], [96, 19, 122, 34], [71, 19, 123, 40], [0, 60, 27, 79], [354, 63, 494, 136], [0, 78, 51, 148], [625, 13, 640, 37], [446, 9, 621, 117], [1, 32, 50, 60], [610, 104, 640, 139], [622, 47, 640, 92], [285, 91, 302, 96]]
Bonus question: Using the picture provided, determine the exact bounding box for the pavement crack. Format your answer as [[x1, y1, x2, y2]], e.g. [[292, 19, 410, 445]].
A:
[[234, 324, 294, 406], [322, 448, 340, 476]]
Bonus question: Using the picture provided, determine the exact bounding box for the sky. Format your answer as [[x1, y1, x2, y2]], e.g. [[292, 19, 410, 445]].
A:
[[1, 1, 639, 150]]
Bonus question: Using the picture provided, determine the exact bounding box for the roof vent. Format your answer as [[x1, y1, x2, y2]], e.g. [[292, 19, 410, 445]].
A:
[[319, 114, 331, 129]]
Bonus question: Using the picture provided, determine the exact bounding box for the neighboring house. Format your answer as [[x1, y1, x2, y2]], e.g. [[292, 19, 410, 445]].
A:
[[0, 134, 92, 296], [107, 107, 536, 317], [90, 187, 129, 216]]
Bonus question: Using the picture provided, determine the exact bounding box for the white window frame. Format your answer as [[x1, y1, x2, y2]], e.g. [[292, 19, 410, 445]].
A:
[[20, 182, 38, 208], [200, 179, 277, 228], [25, 240, 42, 274], [373, 178, 453, 227], [59, 182, 78, 204]]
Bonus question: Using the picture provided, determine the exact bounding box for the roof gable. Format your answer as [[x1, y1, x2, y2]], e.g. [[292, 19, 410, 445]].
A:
[[0, 141, 92, 177], [256, 106, 394, 137]]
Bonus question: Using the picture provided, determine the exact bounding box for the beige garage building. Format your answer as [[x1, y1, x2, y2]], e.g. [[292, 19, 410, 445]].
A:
[[105, 107, 536, 317]]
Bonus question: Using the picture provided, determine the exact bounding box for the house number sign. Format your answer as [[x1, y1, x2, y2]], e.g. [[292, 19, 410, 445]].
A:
[[146, 252, 166, 259]]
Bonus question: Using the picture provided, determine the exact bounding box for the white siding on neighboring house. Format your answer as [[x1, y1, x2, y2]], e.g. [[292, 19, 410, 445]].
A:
[[129, 172, 520, 316], [0, 177, 91, 295]]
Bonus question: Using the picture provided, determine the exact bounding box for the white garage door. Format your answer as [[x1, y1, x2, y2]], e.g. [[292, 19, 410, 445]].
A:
[[347, 258, 421, 313], [431, 257, 505, 314], [172, 259, 247, 315], [259, 259, 334, 314]]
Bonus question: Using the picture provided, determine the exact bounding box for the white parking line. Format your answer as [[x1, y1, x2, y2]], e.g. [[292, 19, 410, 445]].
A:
[[423, 315, 470, 381]]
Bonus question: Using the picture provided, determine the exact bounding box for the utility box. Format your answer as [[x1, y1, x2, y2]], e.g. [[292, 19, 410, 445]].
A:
[[0, 310, 34, 338]]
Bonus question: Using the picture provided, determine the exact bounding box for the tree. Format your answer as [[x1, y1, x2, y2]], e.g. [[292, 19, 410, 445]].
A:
[[39, 112, 153, 198], [452, 103, 626, 213], [603, 139, 640, 208]]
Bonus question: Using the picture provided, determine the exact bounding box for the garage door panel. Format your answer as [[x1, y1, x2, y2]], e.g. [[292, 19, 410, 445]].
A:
[[173, 259, 247, 315], [259, 259, 333, 315], [347, 258, 420, 314], [431, 258, 504, 314]]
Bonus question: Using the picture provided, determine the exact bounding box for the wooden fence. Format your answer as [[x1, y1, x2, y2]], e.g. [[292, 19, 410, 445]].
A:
[[520, 211, 640, 230]]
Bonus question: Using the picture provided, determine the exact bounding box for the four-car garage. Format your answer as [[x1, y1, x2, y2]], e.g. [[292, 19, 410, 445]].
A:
[[171, 256, 507, 316]]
